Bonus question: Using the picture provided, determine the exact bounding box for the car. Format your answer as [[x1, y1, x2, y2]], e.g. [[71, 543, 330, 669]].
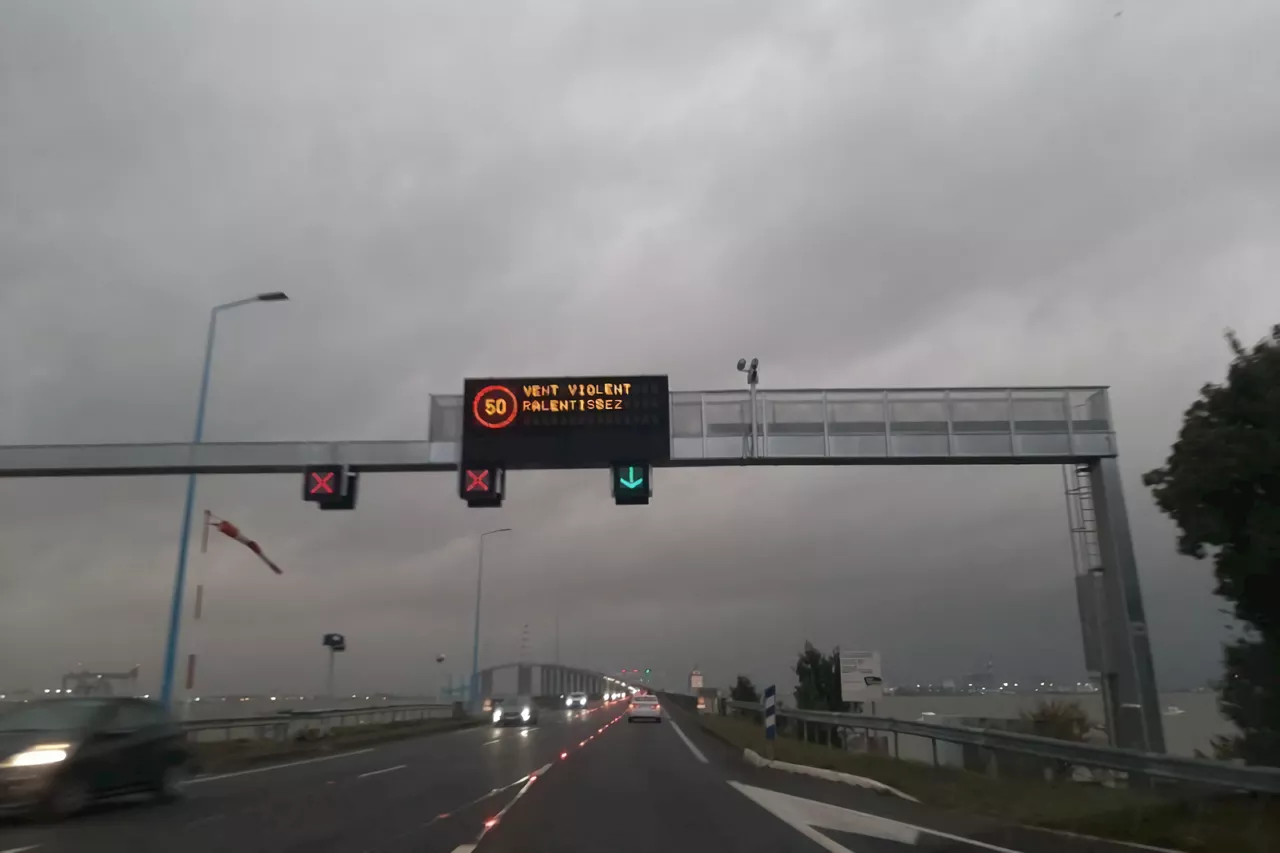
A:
[[491, 696, 538, 727], [564, 691, 588, 709], [626, 694, 662, 723], [0, 697, 194, 819]]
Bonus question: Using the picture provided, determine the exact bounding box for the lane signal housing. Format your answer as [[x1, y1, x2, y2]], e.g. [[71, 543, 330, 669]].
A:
[[611, 462, 652, 506], [303, 465, 358, 510], [460, 464, 505, 508]]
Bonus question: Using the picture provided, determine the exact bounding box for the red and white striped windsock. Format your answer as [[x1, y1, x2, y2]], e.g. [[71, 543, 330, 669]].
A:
[[210, 518, 283, 575]]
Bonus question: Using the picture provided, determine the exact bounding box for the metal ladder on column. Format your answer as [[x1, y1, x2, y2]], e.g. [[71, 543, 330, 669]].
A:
[[1063, 463, 1103, 575]]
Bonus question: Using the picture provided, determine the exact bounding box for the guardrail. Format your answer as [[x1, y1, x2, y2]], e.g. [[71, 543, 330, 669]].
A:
[[722, 699, 1280, 795], [181, 703, 460, 743]]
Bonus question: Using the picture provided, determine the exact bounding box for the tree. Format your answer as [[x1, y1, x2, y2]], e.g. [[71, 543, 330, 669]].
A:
[[730, 675, 760, 704], [1021, 700, 1096, 780], [793, 641, 846, 746], [1021, 699, 1093, 742], [1143, 324, 1280, 766], [793, 641, 843, 711]]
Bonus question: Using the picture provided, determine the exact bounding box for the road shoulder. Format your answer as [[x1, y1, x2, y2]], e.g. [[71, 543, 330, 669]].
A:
[[666, 704, 1166, 853]]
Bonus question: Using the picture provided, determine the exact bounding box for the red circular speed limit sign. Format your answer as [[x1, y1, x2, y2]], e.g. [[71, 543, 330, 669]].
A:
[[471, 385, 519, 429]]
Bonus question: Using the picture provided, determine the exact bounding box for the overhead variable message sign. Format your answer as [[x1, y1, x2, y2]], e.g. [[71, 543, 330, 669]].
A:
[[461, 375, 670, 469]]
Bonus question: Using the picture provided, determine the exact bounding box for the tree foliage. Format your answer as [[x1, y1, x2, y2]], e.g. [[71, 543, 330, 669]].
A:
[[1143, 325, 1280, 765], [1020, 699, 1093, 743], [1021, 700, 1096, 780], [730, 675, 760, 704], [793, 641, 844, 711]]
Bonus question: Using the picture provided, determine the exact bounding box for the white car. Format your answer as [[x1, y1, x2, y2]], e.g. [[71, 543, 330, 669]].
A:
[[565, 691, 588, 709], [492, 696, 538, 727], [626, 695, 662, 723]]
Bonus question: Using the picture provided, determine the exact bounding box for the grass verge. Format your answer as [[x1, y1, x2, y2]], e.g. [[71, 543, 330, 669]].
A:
[[695, 713, 1279, 853], [191, 717, 485, 773]]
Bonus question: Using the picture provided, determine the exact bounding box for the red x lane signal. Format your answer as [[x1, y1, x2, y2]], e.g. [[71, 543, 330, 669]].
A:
[[302, 466, 355, 509], [459, 465, 504, 507], [465, 469, 491, 492], [309, 471, 335, 495]]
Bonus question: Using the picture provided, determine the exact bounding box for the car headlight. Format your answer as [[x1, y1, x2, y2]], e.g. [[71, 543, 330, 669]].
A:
[[492, 710, 503, 723], [520, 707, 531, 721], [1, 744, 70, 768], [565, 697, 572, 706]]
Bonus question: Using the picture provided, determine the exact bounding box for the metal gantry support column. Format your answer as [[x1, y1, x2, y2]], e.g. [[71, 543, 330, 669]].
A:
[[1089, 457, 1166, 754], [480, 669, 494, 702]]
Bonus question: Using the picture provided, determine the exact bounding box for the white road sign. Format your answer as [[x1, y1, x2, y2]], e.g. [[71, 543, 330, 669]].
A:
[[839, 649, 883, 701]]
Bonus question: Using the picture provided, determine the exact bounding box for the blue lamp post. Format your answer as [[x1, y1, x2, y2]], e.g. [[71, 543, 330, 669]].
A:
[[158, 292, 289, 707]]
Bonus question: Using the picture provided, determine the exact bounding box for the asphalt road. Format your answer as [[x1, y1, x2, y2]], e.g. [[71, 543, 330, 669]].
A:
[[0, 699, 1168, 853], [0, 702, 618, 853]]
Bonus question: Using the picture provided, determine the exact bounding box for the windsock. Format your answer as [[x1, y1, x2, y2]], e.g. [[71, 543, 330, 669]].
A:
[[209, 517, 283, 575]]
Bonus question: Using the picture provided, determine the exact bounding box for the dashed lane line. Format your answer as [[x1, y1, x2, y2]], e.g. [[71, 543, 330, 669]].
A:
[[189, 747, 376, 783]]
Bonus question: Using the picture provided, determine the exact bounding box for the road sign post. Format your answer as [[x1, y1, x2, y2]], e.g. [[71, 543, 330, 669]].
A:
[[0, 383, 1166, 754], [323, 633, 346, 697], [763, 684, 777, 760]]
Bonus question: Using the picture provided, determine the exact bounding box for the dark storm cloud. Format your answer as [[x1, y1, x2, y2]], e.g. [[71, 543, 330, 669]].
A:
[[2, 0, 1279, 699]]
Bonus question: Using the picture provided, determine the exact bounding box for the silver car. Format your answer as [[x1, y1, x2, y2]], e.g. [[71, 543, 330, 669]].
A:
[[491, 696, 538, 727], [626, 694, 662, 723]]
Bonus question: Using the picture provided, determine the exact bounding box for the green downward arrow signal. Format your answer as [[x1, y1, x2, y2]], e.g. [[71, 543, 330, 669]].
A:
[[619, 466, 645, 489]]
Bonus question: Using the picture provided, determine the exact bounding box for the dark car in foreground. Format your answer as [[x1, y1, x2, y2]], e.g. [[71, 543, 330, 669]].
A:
[[0, 697, 193, 819]]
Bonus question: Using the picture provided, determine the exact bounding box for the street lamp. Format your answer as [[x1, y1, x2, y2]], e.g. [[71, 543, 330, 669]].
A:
[[159, 292, 291, 707], [736, 357, 760, 458], [470, 527, 512, 711]]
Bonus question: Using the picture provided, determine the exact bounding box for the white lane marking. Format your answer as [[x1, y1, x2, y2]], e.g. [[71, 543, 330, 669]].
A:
[[730, 781, 1029, 853], [1, 846, 41, 853], [357, 763, 407, 779], [482, 737, 501, 746], [188, 747, 376, 784], [665, 717, 708, 764], [451, 846, 477, 853], [1018, 825, 1186, 853]]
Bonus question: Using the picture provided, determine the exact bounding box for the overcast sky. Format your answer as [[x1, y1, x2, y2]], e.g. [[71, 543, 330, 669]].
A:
[[1, 0, 1278, 701]]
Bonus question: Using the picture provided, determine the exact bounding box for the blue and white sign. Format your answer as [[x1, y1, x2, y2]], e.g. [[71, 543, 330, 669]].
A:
[[763, 684, 777, 741]]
